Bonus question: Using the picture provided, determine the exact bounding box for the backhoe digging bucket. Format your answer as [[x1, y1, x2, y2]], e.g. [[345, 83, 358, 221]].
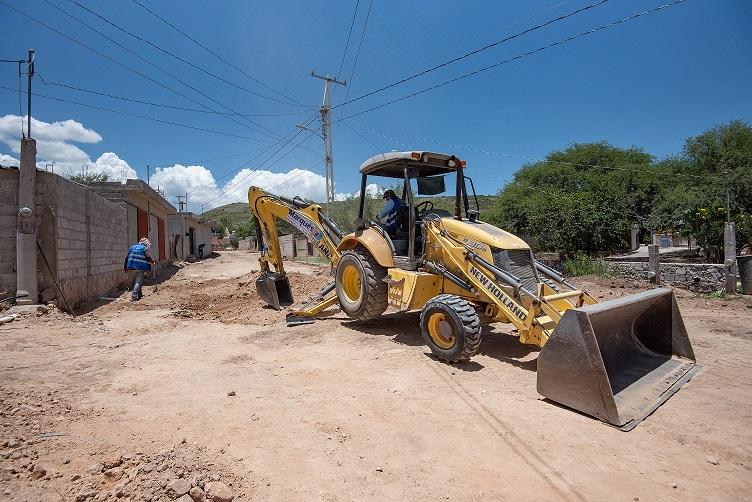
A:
[[256, 272, 294, 310], [537, 288, 697, 430]]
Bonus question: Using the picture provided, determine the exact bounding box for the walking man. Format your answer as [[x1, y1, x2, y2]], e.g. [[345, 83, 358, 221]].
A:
[[124, 237, 154, 301]]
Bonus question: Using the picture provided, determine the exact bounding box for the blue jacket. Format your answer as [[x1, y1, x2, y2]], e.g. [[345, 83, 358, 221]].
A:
[[125, 243, 153, 271], [378, 195, 404, 233]]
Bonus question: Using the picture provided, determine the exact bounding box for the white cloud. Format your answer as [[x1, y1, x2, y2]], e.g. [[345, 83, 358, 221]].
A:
[[0, 114, 136, 183], [149, 164, 220, 207], [335, 183, 385, 201], [92, 152, 137, 182], [0, 153, 19, 166]]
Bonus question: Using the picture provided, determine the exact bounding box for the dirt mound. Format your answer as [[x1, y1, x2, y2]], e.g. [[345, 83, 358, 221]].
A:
[[102, 270, 331, 325]]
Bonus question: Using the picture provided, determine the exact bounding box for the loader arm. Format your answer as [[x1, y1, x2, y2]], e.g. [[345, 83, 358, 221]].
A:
[[423, 216, 595, 347], [247, 186, 342, 314]]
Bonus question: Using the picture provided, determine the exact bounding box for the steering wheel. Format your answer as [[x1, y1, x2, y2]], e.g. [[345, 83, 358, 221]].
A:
[[415, 200, 434, 218]]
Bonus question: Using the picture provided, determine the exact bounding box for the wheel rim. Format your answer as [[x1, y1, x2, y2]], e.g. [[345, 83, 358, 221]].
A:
[[341, 263, 362, 303], [427, 312, 456, 349]]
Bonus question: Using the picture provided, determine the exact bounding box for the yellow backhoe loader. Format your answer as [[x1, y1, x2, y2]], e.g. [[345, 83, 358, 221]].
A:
[[248, 151, 697, 430]]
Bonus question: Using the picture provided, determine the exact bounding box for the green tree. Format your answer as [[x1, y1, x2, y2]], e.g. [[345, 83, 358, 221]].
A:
[[69, 171, 111, 184], [487, 142, 659, 256]]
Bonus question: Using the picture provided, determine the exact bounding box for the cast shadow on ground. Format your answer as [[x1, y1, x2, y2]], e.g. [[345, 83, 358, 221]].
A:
[[72, 265, 182, 315], [341, 312, 539, 373]]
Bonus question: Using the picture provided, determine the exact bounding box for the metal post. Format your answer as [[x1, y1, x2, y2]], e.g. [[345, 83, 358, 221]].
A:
[[147, 164, 150, 185], [26, 49, 34, 139], [724, 222, 737, 294], [648, 244, 660, 285], [310, 70, 346, 211]]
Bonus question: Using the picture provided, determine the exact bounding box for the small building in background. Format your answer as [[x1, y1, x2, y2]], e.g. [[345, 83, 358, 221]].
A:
[[167, 212, 213, 261], [88, 180, 175, 263]]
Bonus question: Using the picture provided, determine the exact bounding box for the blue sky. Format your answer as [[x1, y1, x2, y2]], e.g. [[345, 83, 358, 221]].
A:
[[1, 0, 750, 211]]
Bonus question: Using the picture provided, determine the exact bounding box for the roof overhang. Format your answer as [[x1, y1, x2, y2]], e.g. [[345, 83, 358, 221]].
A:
[[359, 151, 466, 178]]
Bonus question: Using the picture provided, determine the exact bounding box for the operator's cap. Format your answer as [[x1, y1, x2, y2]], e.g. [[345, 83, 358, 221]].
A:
[[382, 189, 395, 199]]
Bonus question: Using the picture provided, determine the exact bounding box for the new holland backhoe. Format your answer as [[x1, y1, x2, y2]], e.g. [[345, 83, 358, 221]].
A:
[[248, 151, 697, 430]]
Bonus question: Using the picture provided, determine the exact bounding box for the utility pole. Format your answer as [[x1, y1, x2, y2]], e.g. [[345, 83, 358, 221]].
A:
[[185, 192, 188, 213], [147, 164, 150, 185], [17, 48, 38, 304], [310, 70, 346, 209], [26, 49, 34, 139], [175, 195, 185, 212]]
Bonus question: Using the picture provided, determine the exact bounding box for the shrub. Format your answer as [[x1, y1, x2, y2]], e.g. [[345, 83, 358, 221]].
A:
[[563, 253, 611, 277]]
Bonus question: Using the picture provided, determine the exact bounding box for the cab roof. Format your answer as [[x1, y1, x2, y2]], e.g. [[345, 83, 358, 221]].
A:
[[359, 151, 466, 178]]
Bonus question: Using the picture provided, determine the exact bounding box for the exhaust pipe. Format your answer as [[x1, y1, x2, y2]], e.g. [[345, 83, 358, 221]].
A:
[[537, 288, 697, 430]]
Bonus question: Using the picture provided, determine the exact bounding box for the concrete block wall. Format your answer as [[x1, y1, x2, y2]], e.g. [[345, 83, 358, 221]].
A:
[[0, 170, 19, 295], [53, 175, 128, 305], [0, 170, 128, 306]]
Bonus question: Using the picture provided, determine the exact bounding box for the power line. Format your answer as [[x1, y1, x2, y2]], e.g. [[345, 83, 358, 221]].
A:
[[342, 119, 382, 153], [201, 117, 319, 207], [66, 0, 307, 109], [129, 0, 306, 108], [352, 118, 722, 181], [35, 74, 311, 117], [336, 1, 687, 121], [0, 84, 276, 143], [332, 0, 610, 110], [337, 0, 372, 120], [39, 0, 283, 141], [336, 0, 360, 81], [184, 114, 319, 198], [0, 0, 267, 142]]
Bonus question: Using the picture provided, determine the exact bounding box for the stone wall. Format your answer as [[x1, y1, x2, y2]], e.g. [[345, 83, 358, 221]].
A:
[[607, 261, 725, 292]]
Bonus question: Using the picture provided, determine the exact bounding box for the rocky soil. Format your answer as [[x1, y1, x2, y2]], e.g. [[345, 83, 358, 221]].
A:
[[1, 251, 750, 501]]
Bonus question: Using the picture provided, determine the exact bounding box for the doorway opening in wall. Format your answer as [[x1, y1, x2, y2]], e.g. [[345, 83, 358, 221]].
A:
[[188, 227, 196, 256]]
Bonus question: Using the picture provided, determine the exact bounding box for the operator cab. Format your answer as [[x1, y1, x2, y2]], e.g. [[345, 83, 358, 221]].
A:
[[357, 151, 480, 268]]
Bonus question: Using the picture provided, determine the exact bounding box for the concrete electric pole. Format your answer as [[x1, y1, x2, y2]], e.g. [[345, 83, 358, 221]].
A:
[[310, 70, 346, 208], [17, 49, 37, 304]]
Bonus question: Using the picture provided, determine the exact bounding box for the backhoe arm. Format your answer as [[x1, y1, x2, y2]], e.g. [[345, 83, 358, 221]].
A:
[[247, 186, 343, 312]]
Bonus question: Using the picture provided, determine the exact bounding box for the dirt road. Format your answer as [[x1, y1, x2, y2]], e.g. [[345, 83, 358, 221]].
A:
[[1, 251, 751, 501]]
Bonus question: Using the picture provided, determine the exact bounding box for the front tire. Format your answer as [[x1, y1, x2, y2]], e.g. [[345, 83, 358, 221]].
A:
[[420, 294, 481, 362], [336, 248, 388, 320]]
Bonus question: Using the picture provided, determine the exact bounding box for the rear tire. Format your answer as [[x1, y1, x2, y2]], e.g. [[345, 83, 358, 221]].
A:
[[420, 294, 481, 362], [336, 248, 388, 320]]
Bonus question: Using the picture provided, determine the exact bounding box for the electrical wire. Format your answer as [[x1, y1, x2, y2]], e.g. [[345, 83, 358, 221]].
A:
[[336, 1, 687, 121], [66, 0, 307, 109], [39, 0, 283, 141], [35, 73, 311, 117], [0, 84, 275, 143], [0, 0, 268, 142], [337, 0, 372, 120], [336, 0, 360, 81], [200, 116, 319, 206], [352, 118, 722, 181], [332, 0, 611, 110], [184, 114, 319, 197], [129, 0, 306, 107]]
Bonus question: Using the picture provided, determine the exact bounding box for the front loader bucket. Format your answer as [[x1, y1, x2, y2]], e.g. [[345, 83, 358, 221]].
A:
[[255, 272, 294, 310], [537, 288, 697, 430]]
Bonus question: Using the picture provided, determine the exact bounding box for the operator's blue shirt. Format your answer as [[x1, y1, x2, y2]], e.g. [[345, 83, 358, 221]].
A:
[[125, 243, 152, 271], [378, 196, 404, 233]]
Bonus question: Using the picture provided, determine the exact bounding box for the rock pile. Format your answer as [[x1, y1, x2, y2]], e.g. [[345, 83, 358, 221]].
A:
[[65, 448, 239, 501]]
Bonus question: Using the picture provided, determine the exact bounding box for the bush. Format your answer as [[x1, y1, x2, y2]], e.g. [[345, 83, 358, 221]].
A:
[[563, 253, 611, 277]]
